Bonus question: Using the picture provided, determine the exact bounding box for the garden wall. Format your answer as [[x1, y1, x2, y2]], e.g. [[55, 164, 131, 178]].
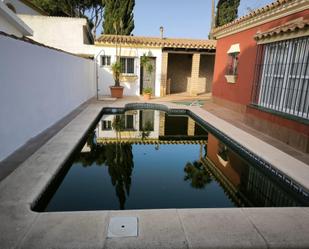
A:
[[0, 34, 95, 160]]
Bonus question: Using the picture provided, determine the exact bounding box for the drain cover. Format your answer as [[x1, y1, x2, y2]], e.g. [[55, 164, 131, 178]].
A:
[[108, 216, 138, 238]]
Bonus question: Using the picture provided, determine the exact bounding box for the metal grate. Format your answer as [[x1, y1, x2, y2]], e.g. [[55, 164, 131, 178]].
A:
[[251, 36, 309, 119]]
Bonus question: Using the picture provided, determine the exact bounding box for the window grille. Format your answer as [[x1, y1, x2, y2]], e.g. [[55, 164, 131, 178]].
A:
[[120, 57, 135, 74], [251, 36, 309, 119], [102, 120, 112, 130], [101, 56, 111, 66]]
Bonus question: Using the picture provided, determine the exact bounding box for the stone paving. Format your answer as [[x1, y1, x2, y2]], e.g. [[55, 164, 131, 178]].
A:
[[0, 99, 309, 249]]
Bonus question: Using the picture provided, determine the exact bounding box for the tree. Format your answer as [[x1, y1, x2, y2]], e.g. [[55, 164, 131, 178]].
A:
[[103, 0, 135, 35], [216, 0, 240, 27], [74, 129, 134, 210], [184, 161, 212, 189]]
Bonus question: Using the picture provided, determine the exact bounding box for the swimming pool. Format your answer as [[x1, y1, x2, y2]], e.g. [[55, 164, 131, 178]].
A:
[[33, 105, 309, 211]]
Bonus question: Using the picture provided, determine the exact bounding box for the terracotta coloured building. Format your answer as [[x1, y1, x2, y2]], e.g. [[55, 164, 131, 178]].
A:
[[212, 0, 309, 152]]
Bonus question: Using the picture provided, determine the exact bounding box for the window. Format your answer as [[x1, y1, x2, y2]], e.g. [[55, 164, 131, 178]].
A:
[[226, 44, 240, 75], [101, 120, 112, 130], [251, 36, 309, 119], [124, 115, 134, 130], [101, 56, 111, 67], [120, 57, 135, 74], [225, 44, 240, 83], [226, 53, 239, 75]]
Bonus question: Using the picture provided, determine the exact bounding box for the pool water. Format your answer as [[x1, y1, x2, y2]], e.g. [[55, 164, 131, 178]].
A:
[[34, 109, 308, 211]]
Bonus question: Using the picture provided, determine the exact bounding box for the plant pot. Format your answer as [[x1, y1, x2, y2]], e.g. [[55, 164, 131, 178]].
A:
[[110, 86, 124, 98], [143, 93, 151, 100]]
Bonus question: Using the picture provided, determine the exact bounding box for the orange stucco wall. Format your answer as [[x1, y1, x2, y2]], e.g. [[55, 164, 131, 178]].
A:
[[207, 134, 248, 188], [212, 9, 309, 133], [213, 9, 309, 105]]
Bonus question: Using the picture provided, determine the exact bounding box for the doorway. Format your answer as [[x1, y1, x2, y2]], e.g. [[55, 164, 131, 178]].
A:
[[140, 57, 156, 95]]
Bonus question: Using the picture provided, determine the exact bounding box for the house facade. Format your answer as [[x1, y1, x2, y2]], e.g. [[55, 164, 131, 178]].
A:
[[1, 0, 216, 98], [95, 35, 216, 97], [18, 15, 94, 55], [212, 0, 309, 152], [93, 109, 207, 142]]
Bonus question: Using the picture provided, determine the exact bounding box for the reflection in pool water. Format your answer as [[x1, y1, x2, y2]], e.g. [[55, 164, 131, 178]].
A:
[[34, 110, 307, 211]]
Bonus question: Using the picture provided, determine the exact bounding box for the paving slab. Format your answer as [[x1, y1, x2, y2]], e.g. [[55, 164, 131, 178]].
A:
[[0, 204, 38, 249], [243, 207, 309, 249], [178, 208, 268, 249], [20, 211, 109, 249], [0, 165, 52, 205], [105, 209, 188, 249]]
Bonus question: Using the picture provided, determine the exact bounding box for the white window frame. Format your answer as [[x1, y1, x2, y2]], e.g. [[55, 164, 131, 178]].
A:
[[101, 55, 111, 67], [120, 57, 136, 75], [101, 120, 112, 130]]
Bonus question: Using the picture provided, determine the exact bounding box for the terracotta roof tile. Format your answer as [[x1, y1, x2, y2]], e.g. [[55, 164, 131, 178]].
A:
[[96, 35, 216, 50], [213, 0, 294, 33], [255, 18, 309, 40]]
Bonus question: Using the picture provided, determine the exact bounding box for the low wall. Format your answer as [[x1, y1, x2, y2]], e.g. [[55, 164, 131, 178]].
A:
[[0, 34, 96, 161]]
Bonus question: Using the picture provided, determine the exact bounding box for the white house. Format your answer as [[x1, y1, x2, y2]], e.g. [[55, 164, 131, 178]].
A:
[[1, 0, 216, 100], [18, 15, 94, 55], [92, 38, 162, 97], [94, 35, 216, 98], [96, 110, 161, 140]]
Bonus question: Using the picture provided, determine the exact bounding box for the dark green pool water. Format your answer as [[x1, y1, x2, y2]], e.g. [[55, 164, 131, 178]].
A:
[[35, 110, 307, 211]]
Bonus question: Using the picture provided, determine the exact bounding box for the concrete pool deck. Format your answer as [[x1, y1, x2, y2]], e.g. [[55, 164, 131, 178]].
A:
[[1, 101, 309, 249]]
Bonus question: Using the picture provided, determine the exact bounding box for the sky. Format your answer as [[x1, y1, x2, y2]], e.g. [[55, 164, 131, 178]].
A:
[[97, 0, 275, 39]]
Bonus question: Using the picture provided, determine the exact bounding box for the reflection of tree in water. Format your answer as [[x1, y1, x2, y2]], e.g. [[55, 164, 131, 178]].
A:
[[105, 143, 133, 209], [75, 131, 134, 210], [184, 161, 212, 189]]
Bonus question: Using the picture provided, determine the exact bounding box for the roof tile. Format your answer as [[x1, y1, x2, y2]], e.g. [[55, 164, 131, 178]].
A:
[[96, 35, 216, 50], [255, 18, 309, 40], [213, 0, 294, 33]]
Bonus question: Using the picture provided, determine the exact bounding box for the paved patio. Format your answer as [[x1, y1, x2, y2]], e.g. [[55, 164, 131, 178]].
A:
[[0, 99, 309, 249]]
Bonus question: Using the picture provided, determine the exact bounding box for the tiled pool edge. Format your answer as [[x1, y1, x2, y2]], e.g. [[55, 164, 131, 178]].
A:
[[0, 101, 308, 249]]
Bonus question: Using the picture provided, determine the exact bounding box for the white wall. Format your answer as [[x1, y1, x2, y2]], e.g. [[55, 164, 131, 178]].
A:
[[18, 15, 93, 55], [3, 0, 41, 15], [0, 1, 33, 37], [0, 35, 96, 161], [0, 13, 22, 36], [92, 46, 162, 97]]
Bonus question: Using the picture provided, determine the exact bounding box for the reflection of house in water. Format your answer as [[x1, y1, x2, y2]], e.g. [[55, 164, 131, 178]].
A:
[[95, 110, 208, 143], [204, 134, 302, 207], [96, 110, 160, 140]]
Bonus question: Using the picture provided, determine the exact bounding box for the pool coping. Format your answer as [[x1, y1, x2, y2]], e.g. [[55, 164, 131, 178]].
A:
[[0, 101, 309, 249]]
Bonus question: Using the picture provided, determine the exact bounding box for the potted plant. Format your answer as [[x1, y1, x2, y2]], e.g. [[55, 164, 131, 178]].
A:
[[110, 61, 124, 98], [110, 20, 125, 98], [143, 87, 152, 100], [140, 54, 154, 100]]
